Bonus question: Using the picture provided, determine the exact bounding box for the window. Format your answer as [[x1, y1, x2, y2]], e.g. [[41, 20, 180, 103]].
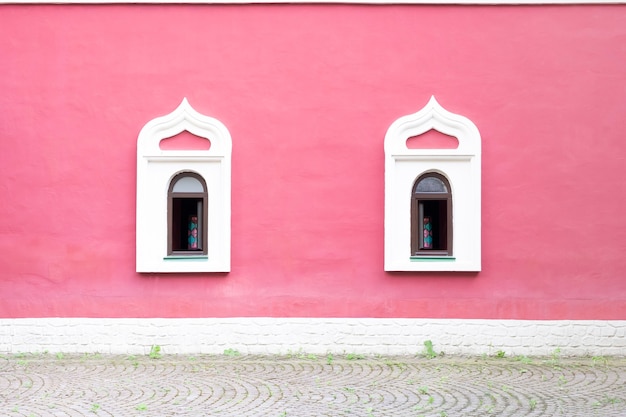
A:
[[411, 173, 452, 256], [384, 96, 481, 272], [136, 98, 231, 273], [168, 172, 208, 256]]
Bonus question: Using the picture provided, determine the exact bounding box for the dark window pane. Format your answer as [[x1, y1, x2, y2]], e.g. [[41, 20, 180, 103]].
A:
[[419, 200, 447, 251], [172, 198, 203, 251]]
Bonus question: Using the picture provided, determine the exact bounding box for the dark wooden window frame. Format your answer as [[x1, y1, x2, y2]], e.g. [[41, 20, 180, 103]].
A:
[[411, 172, 453, 256], [167, 172, 208, 256]]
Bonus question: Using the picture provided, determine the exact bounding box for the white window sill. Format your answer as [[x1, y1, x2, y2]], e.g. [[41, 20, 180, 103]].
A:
[[163, 255, 209, 262], [410, 256, 456, 262]]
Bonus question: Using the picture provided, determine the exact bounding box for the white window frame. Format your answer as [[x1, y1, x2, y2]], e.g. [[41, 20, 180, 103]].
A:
[[384, 96, 481, 272], [136, 98, 231, 273]]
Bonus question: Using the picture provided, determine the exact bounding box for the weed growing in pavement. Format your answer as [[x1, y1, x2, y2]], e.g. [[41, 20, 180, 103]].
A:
[[596, 394, 622, 407], [592, 356, 608, 367], [126, 355, 139, 369], [90, 403, 101, 413], [286, 349, 315, 360], [346, 353, 365, 360], [515, 355, 533, 364], [326, 353, 334, 365], [136, 403, 147, 411], [383, 359, 407, 370], [149, 345, 162, 359], [495, 350, 506, 358], [278, 412, 287, 417], [79, 352, 102, 362], [529, 398, 537, 410], [418, 386, 429, 395], [423, 340, 438, 359], [286, 348, 313, 359], [546, 347, 562, 368], [223, 348, 240, 357], [56, 352, 64, 360]]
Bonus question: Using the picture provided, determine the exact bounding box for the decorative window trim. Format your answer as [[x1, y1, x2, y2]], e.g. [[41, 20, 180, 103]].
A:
[[384, 96, 481, 272], [136, 98, 231, 273]]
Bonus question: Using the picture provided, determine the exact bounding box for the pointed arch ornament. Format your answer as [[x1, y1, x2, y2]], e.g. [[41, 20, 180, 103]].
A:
[[384, 96, 481, 271], [136, 98, 232, 273]]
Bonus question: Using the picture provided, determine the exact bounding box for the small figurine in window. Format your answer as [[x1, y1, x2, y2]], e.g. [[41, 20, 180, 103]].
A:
[[188, 216, 198, 250], [423, 216, 433, 249]]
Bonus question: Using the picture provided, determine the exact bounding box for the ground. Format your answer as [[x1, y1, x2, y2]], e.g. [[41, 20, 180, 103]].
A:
[[1, 351, 625, 416]]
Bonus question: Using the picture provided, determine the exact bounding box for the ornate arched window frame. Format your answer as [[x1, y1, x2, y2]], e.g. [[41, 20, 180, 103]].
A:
[[384, 96, 481, 272], [136, 98, 231, 273]]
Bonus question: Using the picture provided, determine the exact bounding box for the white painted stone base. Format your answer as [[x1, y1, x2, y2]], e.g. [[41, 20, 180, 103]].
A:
[[0, 318, 624, 356]]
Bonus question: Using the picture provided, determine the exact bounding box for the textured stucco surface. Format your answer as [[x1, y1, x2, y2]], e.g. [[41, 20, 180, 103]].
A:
[[0, 4, 625, 319]]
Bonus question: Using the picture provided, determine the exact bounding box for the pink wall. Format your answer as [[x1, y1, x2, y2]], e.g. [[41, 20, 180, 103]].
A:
[[1, 4, 625, 320]]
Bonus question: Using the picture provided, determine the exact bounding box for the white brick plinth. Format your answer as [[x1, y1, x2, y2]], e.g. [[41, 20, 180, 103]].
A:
[[1, 318, 624, 356]]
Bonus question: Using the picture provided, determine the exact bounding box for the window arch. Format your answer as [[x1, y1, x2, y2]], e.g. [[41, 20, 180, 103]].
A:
[[136, 98, 231, 273], [167, 172, 208, 256], [411, 172, 452, 256], [384, 96, 481, 271]]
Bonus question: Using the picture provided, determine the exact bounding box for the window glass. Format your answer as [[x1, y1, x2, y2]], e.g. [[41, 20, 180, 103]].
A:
[[412, 173, 452, 256], [415, 176, 447, 193], [168, 172, 208, 255], [171, 198, 203, 251], [172, 176, 205, 193]]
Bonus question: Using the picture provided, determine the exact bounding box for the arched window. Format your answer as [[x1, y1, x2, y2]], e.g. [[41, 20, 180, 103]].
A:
[[167, 172, 208, 256], [411, 173, 452, 256], [384, 96, 480, 271], [137, 98, 231, 273]]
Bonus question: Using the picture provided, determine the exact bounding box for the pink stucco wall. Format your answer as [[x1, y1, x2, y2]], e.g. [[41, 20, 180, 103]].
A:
[[0, 4, 625, 319]]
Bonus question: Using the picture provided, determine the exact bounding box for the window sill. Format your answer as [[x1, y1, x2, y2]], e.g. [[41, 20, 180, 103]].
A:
[[163, 255, 209, 262], [410, 256, 456, 262]]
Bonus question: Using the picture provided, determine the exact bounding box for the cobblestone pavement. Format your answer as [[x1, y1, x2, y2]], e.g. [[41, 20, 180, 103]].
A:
[[1, 352, 625, 417]]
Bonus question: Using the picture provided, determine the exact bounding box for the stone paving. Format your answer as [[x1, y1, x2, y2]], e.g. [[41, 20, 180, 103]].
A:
[[1, 351, 625, 416]]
